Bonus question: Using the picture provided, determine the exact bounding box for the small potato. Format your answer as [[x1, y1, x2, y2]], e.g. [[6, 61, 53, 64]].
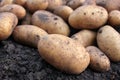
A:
[[38, 34, 90, 74], [0, 0, 13, 7], [13, 25, 48, 48], [67, 0, 85, 9], [21, 12, 32, 25], [47, 0, 63, 11], [71, 30, 96, 47], [97, 25, 120, 62], [26, 0, 48, 13], [13, 0, 27, 6], [0, 12, 18, 41], [108, 10, 120, 26], [69, 5, 108, 29], [32, 10, 70, 36], [86, 46, 110, 72], [53, 6, 73, 21], [0, 4, 26, 19]]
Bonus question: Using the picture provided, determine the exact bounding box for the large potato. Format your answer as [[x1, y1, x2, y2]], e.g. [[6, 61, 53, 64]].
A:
[[26, 0, 48, 12], [13, 25, 48, 48], [38, 34, 90, 74], [71, 30, 96, 47], [69, 5, 108, 29], [86, 46, 110, 72], [0, 12, 18, 41], [0, 4, 26, 19], [53, 6, 73, 21], [97, 25, 120, 62], [108, 10, 120, 27], [32, 10, 70, 36]]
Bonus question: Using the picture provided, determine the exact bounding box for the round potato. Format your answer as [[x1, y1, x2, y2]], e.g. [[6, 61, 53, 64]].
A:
[[53, 6, 73, 21], [0, 4, 26, 19], [0, 12, 18, 41], [71, 30, 96, 47], [13, 25, 48, 48], [38, 34, 90, 74], [86, 46, 110, 72], [69, 5, 108, 29], [26, 0, 48, 13], [97, 25, 120, 62], [108, 10, 120, 27], [0, 0, 13, 7], [32, 10, 70, 36]]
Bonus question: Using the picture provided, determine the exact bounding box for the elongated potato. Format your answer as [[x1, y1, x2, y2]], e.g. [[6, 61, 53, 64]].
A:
[[97, 25, 120, 62], [0, 0, 13, 7], [0, 4, 26, 19], [71, 30, 96, 47], [86, 46, 110, 72], [32, 10, 70, 36], [0, 12, 18, 41], [13, 25, 48, 48], [26, 0, 48, 12], [38, 34, 90, 74], [53, 6, 73, 21]]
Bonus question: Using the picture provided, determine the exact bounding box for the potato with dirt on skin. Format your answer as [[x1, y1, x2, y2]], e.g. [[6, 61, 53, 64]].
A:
[[53, 6, 73, 21], [97, 25, 120, 62], [13, 0, 27, 6], [96, 0, 107, 7], [0, 0, 13, 7], [0, 4, 26, 19], [26, 0, 48, 13], [0, 12, 18, 41], [13, 25, 48, 48], [86, 46, 110, 72], [38, 34, 90, 74], [47, 0, 63, 11], [71, 30, 97, 47], [108, 10, 120, 27], [32, 10, 70, 36], [69, 0, 108, 29], [67, 0, 85, 10]]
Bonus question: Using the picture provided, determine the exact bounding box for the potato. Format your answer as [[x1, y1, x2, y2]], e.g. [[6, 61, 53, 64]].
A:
[[67, 0, 85, 9], [32, 10, 70, 36], [0, 0, 13, 7], [0, 12, 18, 41], [71, 30, 96, 47], [38, 34, 90, 74], [69, 5, 108, 29], [13, 0, 27, 6], [105, 0, 120, 12], [53, 6, 73, 21], [13, 25, 48, 48], [96, 0, 107, 7], [97, 25, 120, 62], [21, 12, 32, 25], [108, 10, 120, 27], [86, 46, 110, 72], [47, 0, 63, 11], [0, 4, 26, 19], [26, 0, 48, 13]]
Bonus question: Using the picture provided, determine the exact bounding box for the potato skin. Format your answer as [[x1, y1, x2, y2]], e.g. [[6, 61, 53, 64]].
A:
[[13, 0, 27, 6], [108, 10, 120, 26], [97, 25, 120, 62], [26, 0, 48, 12], [71, 30, 96, 47], [38, 34, 90, 74], [86, 46, 110, 72], [32, 10, 70, 36], [53, 6, 73, 21], [0, 0, 13, 7], [13, 25, 48, 48], [0, 12, 18, 41], [69, 5, 108, 29], [0, 4, 26, 19]]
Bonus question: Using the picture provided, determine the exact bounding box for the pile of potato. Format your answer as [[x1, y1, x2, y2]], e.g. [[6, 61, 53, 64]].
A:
[[1, 0, 120, 74]]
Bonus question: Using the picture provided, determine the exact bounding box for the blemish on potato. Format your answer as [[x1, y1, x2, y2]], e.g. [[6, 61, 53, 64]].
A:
[[98, 29, 102, 33], [38, 14, 48, 21], [54, 17, 58, 20]]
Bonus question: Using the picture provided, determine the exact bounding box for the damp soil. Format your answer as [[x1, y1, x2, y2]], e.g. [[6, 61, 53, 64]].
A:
[[0, 37, 119, 80]]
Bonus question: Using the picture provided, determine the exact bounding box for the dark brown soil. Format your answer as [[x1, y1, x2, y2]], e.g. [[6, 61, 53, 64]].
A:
[[0, 37, 120, 80]]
